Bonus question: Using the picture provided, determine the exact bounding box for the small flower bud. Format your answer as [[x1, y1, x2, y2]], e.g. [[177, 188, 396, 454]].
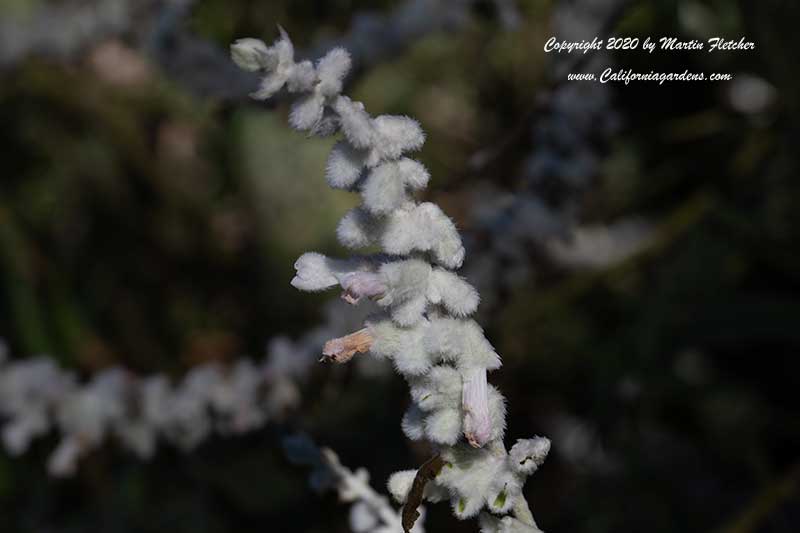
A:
[[230, 38, 271, 72], [509, 437, 551, 476]]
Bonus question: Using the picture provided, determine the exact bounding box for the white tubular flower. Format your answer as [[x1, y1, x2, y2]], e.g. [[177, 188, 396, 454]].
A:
[[404, 366, 506, 447], [290, 47, 352, 131], [341, 271, 387, 304], [462, 367, 492, 448], [291, 252, 379, 293], [291, 252, 340, 291]]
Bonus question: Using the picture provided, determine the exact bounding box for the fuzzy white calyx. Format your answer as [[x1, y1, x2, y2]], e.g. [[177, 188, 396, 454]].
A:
[[326, 141, 367, 189], [387, 469, 417, 503], [337, 207, 385, 249], [427, 268, 480, 317], [381, 203, 465, 269], [248, 27, 302, 99], [423, 318, 501, 371], [290, 47, 352, 131], [509, 437, 551, 476], [367, 316, 431, 376]]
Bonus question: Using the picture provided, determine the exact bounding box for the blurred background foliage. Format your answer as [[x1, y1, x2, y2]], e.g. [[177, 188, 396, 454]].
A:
[[0, 0, 799, 532]]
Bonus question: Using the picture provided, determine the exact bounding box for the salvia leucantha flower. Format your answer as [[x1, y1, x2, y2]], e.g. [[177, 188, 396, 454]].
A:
[[233, 28, 550, 532]]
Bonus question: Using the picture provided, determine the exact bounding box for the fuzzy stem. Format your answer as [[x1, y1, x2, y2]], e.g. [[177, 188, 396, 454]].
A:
[[321, 447, 403, 529], [512, 496, 542, 531]]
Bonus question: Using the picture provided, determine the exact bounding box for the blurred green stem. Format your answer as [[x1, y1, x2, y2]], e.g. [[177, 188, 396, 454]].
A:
[[716, 462, 800, 533], [0, 205, 54, 355]]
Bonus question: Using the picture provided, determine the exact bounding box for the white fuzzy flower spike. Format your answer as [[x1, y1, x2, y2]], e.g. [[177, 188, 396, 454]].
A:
[[232, 27, 550, 533]]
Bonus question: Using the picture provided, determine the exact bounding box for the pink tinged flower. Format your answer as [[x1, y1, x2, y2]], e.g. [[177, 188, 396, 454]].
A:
[[340, 272, 387, 304], [462, 367, 492, 448], [321, 329, 374, 364]]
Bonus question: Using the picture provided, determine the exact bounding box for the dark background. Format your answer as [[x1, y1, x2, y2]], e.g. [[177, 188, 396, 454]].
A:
[[0, 0, 799, 532]]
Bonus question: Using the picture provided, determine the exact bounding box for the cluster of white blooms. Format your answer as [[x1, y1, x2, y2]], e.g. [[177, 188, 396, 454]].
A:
[[232, 29, 549, 532], [0, 349, 300, 477], [285, 434, 425, 533], [0, 278, 379, 478]]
